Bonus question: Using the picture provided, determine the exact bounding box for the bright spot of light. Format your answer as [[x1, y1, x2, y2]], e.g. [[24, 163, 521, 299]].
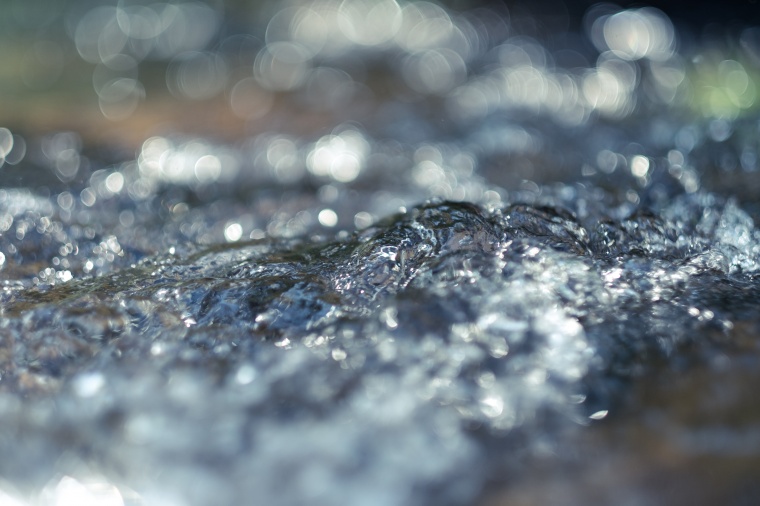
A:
[[338, 0, 402, 47], [582, 57, 638, 118], [137, 137, 239, 186], [43, 476, 124, 506], [630, 155, 650, 177], [105, 172, 125, 193], [0, 487, 26, 506], [72, 372, 106, 397], [598, 8, 675, 61], [480, 395, 504, 418], [235, 364, 257, 385], [589, 410, 609, 420], [307, 128, 368, 182], [224, 222, 243, 242], [318, 209, 338, 227]]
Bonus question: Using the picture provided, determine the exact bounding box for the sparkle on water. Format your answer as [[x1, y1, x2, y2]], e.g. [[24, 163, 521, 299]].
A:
[[1, 1, 760, 505]]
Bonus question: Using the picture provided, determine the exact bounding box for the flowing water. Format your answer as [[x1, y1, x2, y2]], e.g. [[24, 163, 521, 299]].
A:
[[1, 1, 760, 505]]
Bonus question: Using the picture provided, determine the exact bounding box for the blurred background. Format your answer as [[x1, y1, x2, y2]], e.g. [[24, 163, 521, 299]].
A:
[[2, 0, 760, 151], [2, 0, 760, 219]]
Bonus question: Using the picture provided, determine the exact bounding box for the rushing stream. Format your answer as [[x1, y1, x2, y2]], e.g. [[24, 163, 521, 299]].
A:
[[1, 1, 760, 505]]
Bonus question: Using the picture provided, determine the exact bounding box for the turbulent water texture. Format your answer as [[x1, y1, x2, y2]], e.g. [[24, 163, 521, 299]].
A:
[[1, 185, 760, 505], [2, 0, 760, 505]]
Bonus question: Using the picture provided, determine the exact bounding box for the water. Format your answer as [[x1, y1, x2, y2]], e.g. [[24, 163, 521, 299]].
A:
[[2, 1, 760, 505]]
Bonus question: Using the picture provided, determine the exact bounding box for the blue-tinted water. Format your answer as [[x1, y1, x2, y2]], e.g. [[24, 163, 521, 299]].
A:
[[1, 1, 760, 505]]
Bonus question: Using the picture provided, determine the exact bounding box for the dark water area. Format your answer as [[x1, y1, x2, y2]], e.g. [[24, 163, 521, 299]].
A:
[[2, 1, 760, 505]]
